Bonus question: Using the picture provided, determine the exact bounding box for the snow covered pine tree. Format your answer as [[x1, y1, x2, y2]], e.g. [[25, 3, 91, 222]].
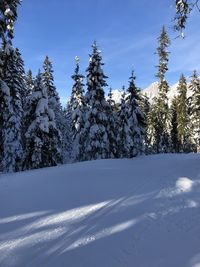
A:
[[117, 86, 131, 158], [126, 71, 145, 157], [24, 71, 62, 170], [42, 56, 64, 161], [0, 0, 21, 172], [106, 87, 118, 158], [176, 74, 191, 152], [70, 57, 87, 161], [189, 70, 200, 152], [2, 48, 24, 172], [84, 42, 109, 160]]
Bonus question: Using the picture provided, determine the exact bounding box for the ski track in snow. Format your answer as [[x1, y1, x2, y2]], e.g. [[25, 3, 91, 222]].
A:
[[0, 154, 200, 267]]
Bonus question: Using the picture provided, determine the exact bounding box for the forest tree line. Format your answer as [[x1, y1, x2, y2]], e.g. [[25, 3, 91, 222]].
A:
[[0, 1, 200, 173]]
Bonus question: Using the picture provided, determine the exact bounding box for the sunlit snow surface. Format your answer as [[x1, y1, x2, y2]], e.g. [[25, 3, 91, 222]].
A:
[[0, 154, 200, 267]]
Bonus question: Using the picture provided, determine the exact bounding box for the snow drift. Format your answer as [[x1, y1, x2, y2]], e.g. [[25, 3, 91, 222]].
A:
[[0, 154, 200, 267]]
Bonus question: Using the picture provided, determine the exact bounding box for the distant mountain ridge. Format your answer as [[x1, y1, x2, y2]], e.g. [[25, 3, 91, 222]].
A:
[[111, 81, 193, 104]]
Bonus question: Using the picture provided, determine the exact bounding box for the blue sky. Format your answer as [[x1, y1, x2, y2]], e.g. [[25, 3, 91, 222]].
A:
[[13, 0, 200, 104]]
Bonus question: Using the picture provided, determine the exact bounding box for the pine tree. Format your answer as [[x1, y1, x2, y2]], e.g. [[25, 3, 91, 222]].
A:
[[126, 71, 145, 156], [84, 42, 109, 160], [0, 0, 22, 172], [0, 0, 20, 40], [189, 70, 200, 152], [176, 74, 191, 152], [42, 56, 65, 160], [2, 48, 24, 171], [0, 1, 21, 78], [23, 69, 34, 147], [26, 69, 34, 97], [170, 97, 179, 153], [0, 80, 11, 171], [174, 0, 191, 35], [15, 48, 27, 109], [139, 93, 150, 154], [107, 87, 118, 158], [63, 102, 73, 162], [70, 57, 86, 161], [152, 26, 171, 153], [42, 56, 64, 134], [14, 48, 29, 153], [24, 71, 62, 170], [146, 102, 157, 154], [117, 86, 131, 158]]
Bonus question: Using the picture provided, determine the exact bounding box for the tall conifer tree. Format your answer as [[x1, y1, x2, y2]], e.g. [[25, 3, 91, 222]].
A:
[[0, 0, 21, 172], [189, 70, 200, 152], [150, 26, 171, 153], [63, 102, 73, 162], [117, 86, 131, 158], [84, 42, 109, 160], [42, 56, 64, 132], [176, 74, 191, 152], [15, 48, 27, 109], [2, 48, 24, 171], [42, 56, 66, 161], [26, 70, 34, 97], [70, 57, 86, 161], [107, 87, 118, 158], [24, 71, 62, 170], [146, 102, 157, 154], [126, 71, 145, 156], [0, 80, 11, 171], [170, 97, 179, 153], [139, 93, 150, 154]]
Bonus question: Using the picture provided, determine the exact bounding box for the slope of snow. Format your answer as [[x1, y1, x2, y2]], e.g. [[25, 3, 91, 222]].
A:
[[143, 81, 159, 101], [0, 154, 200, 267]]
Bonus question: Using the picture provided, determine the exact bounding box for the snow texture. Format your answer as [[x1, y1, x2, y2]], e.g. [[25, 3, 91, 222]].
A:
[[0, 154, 200, 267]]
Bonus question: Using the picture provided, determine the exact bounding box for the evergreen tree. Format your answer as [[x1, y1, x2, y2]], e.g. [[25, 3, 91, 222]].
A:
[[23, 69, 34, 148], [189, 70, 200, 152], [2, 48, 24, 171], [26, 69, 34, 97], [117, 86, 131, 158], [63, 102, 73, 162], [0, 1, 24, 172], [146, 102, 157, 154], [42, 56, 64, 133], [126, 71, 145, 156], [0, 80, 12, 171], [15, 48, 27, 109], [42, 56, 67, 162], [174, 0, 198, 35], [84, 42, 109, 160], [176, 74, 191, 152], [107, 87, 118, 158], [70, 57, 86, 161], [24, 71, 62, 170], [0, 0, 20, 40], [151, 26, 171, 153], [0, 1, 21, 79], [139, 93, 150, 154], [156, 26, 170, 82], [170, 97, 179, 153], [0, 1, 18, 170]]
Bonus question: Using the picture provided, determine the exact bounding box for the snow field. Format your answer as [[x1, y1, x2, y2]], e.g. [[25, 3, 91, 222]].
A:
[[0, 154, 200, 267]]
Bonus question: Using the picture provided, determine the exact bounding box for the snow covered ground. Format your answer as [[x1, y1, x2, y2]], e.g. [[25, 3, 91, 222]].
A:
[[0, 154, 200, 267]]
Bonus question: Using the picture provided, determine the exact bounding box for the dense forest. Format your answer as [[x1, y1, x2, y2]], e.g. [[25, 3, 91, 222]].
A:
[[0, 0, 200, 173]]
